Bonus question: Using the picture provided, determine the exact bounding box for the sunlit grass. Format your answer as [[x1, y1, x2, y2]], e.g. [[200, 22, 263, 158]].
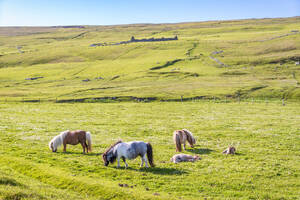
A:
[[0, 101, 299, 199], [0, 17, 300, 101]]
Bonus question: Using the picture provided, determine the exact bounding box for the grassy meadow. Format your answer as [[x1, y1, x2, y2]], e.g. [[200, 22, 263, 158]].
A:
[[0, 101, 299, 200], [0, 17, 300, 200]]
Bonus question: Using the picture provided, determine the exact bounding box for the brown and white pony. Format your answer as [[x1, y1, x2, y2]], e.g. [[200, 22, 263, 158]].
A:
[[49, 130, 92, 154], [173, 129, 196, 152]]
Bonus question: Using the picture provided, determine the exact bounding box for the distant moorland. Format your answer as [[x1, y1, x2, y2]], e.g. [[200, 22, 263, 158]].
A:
[[0, 17, 300, 102]]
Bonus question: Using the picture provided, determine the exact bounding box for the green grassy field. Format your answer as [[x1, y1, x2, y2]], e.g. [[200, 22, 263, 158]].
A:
[[0, 101, 299, 199], [0, 17, 300, 200], [0, 17, 300, 101]]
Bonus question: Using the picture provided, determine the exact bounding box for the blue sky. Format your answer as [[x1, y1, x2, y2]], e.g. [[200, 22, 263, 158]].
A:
[[0, 0, 299, 26]]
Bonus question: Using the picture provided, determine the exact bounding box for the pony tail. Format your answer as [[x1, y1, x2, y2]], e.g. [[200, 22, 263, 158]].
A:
[[146, 143, 155, 167], [174, 132, 182, 152], [86, 131, 92, 152]]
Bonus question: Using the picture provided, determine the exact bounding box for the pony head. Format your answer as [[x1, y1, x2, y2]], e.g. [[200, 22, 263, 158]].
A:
[[102, 150, 116, 166], [183, 129, 196, 147], [102, 140, 122, 166], [49, 140, 57, 152], [49, 130, 69, 153], [102, 153, 109, 166], [193, 155, 200, 161]]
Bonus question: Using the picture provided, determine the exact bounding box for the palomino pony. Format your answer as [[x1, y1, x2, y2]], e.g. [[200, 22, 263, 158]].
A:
[[49, 130, 92, 154], [173, 129, 196, 152], [102, 140, 154, 168]]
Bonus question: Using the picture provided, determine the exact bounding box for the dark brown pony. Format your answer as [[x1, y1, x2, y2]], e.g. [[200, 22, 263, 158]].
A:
[[49, 130, 92, 154]]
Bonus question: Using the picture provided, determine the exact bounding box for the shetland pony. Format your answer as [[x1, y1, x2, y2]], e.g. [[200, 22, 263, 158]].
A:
[[102, 140, 154, 168], [173, 129, 196, 152], [49, 130, 92, 154], [171, 154, 200, 163], [222, 146, 236, 154]]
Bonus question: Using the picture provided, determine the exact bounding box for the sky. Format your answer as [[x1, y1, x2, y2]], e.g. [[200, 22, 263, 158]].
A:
[[0, 0, 299, 26]]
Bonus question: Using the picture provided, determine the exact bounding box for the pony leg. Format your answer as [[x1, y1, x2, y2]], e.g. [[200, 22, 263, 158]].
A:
[[80, 142, 86, 154], [85, 142, 88, 153], [143, 155, 149, 168], [117, 158, 120, 168], [122, 157, 128, 168], [140, 156, 144, 167], [183, 141, 186, 150], [63, 143, 67, 152]]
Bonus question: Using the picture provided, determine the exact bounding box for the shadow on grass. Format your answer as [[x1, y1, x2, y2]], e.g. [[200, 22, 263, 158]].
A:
[[112, 166, 186, 175], [232, 152, 244, 156], [139, 167, 186, 175], [57, 152, 101, 156], [0, 177, 23, 187], [186, 148, 214, 155]]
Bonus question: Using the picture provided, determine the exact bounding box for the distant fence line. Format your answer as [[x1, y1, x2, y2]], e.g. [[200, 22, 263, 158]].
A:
[[0, 96, 291, 105]]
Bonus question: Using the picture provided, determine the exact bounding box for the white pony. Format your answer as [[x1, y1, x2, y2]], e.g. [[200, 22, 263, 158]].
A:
[[49, 130, 92, 154], [102, 140, 154, 168], [171, 154, 200, 163]]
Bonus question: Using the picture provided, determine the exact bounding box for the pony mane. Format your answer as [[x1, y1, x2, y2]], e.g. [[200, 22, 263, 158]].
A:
[[60, 130, 69, 139], [103, 140, 122, 164], [182, 129, 196, 145], [49, 130, 70, 151], [103, 140, 123, 155]]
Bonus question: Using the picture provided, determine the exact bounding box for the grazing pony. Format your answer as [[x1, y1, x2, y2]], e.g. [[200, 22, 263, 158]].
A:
[[102, 140, 154, 168], [171, 154, 200, 163], [49, 130, 92, 154], [173, 129, 196, 152]]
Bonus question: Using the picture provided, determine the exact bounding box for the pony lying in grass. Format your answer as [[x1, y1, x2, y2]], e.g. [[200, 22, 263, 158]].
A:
[[49, 130, 92, 154], [173, 129, 196, 152], [102, 140, 154, 168], [222, 146, 236, 154], [171, 154, 200, 163]]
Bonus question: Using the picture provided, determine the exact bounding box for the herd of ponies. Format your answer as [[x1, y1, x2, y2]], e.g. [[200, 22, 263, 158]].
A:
[[49, 129, 236, 168]]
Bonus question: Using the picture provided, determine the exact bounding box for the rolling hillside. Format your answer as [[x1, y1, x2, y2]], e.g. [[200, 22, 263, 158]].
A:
[[0, 17, 300, 101], [1, 17, 300, 200]]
